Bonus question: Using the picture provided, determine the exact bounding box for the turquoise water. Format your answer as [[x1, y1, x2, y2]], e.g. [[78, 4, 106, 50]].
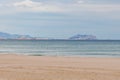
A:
[[0, 40, 120, 57]]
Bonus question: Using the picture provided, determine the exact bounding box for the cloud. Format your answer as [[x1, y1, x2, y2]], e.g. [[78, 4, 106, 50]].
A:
[[13, 0, 42, 8], [77, 0, 85, 4], [12, 0, 63, 12], [0, 0, 120, 15]]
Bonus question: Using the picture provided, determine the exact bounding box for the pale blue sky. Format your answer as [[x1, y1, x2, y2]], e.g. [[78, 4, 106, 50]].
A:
[[0, 0, 120, 39]]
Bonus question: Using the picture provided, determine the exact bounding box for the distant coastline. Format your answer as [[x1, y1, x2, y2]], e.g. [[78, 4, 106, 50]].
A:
[[0, 31, 119, 40], [0, 32, 97, 40], [0, 39, 120, 41]]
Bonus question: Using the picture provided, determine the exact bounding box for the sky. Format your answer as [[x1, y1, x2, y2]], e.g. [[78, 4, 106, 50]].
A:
[[0, 0, 120, 39]]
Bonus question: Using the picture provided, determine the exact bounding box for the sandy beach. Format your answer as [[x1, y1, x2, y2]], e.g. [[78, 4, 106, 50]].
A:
[[0, 54, 120, 80]]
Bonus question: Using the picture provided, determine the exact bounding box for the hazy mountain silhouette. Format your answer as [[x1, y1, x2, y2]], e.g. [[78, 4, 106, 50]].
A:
[[0, 32, 32, 39]]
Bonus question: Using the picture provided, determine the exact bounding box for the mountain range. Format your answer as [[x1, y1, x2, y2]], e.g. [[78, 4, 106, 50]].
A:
[[0, 32, 32, 40], [69, 34, 97, 40], [0, 32, 97, 40]]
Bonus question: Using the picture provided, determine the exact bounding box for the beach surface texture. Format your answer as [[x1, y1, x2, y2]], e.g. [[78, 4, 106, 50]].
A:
[[0, 54, 120, 80]]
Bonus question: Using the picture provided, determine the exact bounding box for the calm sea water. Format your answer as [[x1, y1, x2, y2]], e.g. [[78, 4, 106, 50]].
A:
[[0, 40, 120, 57]]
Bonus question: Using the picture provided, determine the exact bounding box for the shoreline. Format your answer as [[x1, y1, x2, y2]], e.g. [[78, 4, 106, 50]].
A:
[[1, 53, 120, 58], [0, 54, 120, 80]]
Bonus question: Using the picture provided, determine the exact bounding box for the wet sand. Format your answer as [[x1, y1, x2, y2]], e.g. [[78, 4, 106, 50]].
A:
[[0, 54, 120, 80]]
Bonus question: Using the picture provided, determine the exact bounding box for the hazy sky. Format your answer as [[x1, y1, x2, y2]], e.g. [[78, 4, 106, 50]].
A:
[[0, 0, 120, 39]]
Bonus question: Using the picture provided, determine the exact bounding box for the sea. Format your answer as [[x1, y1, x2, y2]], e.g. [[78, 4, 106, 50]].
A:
[[0, 40, 120, 57]]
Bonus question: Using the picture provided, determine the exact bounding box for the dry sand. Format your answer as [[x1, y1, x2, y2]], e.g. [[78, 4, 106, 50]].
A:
[[0, 54, 120, 80]]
